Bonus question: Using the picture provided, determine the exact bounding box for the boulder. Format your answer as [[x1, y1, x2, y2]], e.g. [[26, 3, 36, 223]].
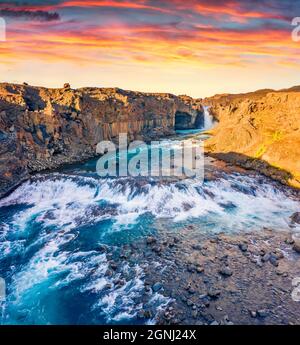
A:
[[291, 212, 300, 224], [63, 83, 71, 89], [292, 237, 300, 253]]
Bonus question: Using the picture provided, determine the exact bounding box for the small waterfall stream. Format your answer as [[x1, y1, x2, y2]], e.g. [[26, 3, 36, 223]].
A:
[[203, 106, 214, 130]]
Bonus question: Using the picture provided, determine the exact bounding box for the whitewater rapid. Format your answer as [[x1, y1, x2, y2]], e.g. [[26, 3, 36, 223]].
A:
[[1, 172, 298, 233]]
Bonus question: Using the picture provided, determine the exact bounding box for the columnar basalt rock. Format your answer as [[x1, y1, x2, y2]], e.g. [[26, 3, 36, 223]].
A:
[[0, 83, 203, 197]]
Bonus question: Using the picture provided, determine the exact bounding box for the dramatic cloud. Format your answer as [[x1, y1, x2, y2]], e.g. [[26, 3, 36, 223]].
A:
[[0, 9, 60, 21], [0, 0, 299, 96]]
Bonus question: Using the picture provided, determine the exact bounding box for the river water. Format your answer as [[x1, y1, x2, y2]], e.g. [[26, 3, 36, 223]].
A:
[[0, 112, 299, 325]]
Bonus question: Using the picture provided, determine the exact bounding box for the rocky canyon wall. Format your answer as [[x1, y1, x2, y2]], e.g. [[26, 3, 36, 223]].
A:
[[204, 87, 300, 188], [0, 83, 203, 197]]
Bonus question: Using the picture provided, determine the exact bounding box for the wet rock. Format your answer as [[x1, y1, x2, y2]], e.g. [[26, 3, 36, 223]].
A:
[[208, 288, 221, 299], [225, 321, 234, 326], [162, 239, 169, 246], [168, 240, 176, 248], [219, 266, 233, 277], [110, 262, 118, 270], [219, 254, 229, 263], [276, 268, 286, 276], [196, 265, 204, 273], [191, 310, 198, 319], [292, 238, 300, 253], [137, 310, 145, 319], [238, 243, 248, 252], [105, 269, 113, 277], [164, 307, 176, 321], [262, 253, 271, 262], [285, 237, 295, 245], [144, 285, 152, 293], [173, 236, 180, 244], [146, 236, 157, 245], [104, 283, 112, 290], [119, 250, 131, 259], [186, 299, 193, 307], [257, 309, 268, 318], [152, 282, 163, 292], [290, 212, 300, 224], [131, 243, 139, 250], [269, 256, 279, 267], [223, 315, 233, 325], [188, 287, 196, 294], [95, 244, 108, 253], [137, 309, 152, 319], [210, 320, 219, 325], [256, 259, 263, 268], [114, 279, 125, 287], [180, 295, 187, 303], [192, 244, 202, 250], [203, 276, 210, 284], [187, 264, 196, 273], [152, 246, 162, 254], [259, 249, 266, 256], [272, 250, 284, 260], [199, 293, 208, 299], [145, 310, 152, 319]]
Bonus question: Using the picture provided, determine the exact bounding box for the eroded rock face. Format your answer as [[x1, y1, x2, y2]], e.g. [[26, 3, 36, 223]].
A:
[[0, 83, 203, 197], [204, 87, 300, 188]]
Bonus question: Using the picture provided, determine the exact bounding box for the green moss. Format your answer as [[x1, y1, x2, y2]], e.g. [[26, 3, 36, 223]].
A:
[[254, 144, 267, 158], [271, 130, 283, 142]]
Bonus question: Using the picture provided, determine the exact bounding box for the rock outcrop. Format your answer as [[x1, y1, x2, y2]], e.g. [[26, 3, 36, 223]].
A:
[[0, 83, 203, 197], [204, 87, 300, 188]]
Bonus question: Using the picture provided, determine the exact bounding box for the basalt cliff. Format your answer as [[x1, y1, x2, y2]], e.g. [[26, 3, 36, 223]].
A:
[[1, 82, 300, 198], [204, 87, 300, 188], [0, 83, 203, 197]]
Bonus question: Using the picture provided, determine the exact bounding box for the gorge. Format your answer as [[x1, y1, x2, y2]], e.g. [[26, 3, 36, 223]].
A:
[[0, 83, 300, 325]]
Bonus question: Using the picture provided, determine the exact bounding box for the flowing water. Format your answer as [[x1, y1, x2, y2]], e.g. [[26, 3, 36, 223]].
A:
[[0, 113, 299, 325]]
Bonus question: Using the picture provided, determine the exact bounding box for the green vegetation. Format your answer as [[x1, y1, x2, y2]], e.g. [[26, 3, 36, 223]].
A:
[[254, 144, 267, 158]]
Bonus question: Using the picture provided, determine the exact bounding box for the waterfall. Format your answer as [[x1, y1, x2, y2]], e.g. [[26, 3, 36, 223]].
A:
[[203, 106, 214, 130]]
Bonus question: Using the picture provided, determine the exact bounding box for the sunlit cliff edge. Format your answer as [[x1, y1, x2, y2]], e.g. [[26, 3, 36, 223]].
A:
[[204, 86, 300, 188]]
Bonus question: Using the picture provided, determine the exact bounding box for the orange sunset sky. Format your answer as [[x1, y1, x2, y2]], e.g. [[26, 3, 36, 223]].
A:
[[0, 0, 299, 97]]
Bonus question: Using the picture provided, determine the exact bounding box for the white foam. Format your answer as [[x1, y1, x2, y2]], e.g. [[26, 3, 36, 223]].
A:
[[203, 105, 214, 130], [87, 263, 170, 323], [1, 171, 299, 232]]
